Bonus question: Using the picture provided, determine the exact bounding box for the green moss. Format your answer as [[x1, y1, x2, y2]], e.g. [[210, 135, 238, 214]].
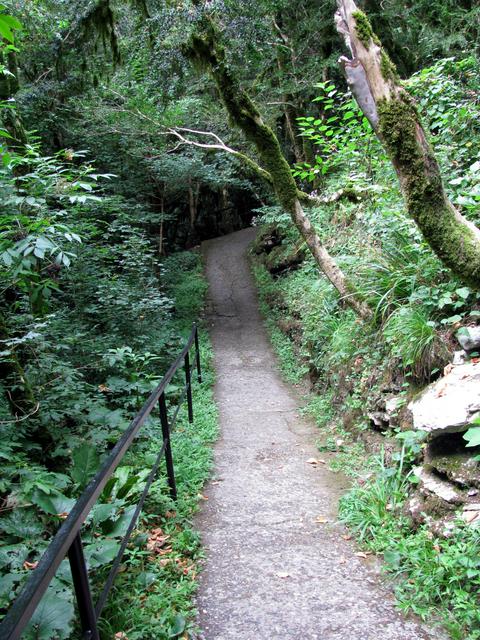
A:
[[380, 50, 400, 83], [185, 17, 298, 214], [352, 10, 381, 48], [378, 94, 480, 288], [377, 95, 421, 166]]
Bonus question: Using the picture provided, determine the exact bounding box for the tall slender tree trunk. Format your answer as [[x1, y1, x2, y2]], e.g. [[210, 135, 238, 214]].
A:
[[0, 313, 35, 416], [335, 0, 480, 289], [184, 16, 372, 320], [0, 50, 27, 147], [159, 189, 165, 256], [272, 17, 304, 164]]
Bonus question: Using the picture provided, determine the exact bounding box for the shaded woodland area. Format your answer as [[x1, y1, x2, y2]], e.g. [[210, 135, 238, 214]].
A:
[[1, 1, 480, 638]]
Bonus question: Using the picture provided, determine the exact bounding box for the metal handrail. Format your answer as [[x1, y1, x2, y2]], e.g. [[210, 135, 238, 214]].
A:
[[0, 324, 202, 640]]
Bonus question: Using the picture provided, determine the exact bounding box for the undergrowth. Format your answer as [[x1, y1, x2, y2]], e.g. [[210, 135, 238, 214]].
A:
[[98, 335, 218, 640], [0, 248, 218, 640]]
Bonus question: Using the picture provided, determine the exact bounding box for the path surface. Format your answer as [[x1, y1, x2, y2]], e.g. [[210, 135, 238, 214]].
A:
[[195, 228, 440, 640]]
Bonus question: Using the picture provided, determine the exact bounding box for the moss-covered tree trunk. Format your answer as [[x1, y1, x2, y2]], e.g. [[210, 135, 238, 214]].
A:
[[335, 0, 480, 289], [185, 16, 372, 320]]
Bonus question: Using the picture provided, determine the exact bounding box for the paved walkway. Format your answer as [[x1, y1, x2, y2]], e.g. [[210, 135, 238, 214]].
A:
[[195, 228, 440, 640]]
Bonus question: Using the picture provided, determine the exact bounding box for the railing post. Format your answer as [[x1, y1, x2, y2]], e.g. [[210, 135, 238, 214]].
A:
[[68, 533, 100, 640], [159, 392, 177, 501], [184, 351, 194, 424], [194, 325, 202, 383]]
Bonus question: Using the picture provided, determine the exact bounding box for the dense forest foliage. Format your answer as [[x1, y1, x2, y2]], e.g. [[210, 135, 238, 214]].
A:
[[1, 0, 480, 638]]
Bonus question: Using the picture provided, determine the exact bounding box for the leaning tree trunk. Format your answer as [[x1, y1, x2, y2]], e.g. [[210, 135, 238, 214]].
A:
[[335, 0, 480, 289], [184, 16, 372, 320]]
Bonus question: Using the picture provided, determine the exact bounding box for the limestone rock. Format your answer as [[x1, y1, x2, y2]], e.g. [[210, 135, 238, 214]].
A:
[[413, 466, 463, 504], [409, 361, 480, 437], [385, 396, 402, 418], [428, 450, 480, 488], [456, 326, 480, 351], [462, 503, 480, 525], [452, 350, 468, 366]]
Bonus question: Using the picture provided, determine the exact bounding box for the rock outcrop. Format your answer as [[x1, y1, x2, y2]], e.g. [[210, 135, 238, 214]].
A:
[[409, 361, 480, 438], [406, 360, 480, 530]]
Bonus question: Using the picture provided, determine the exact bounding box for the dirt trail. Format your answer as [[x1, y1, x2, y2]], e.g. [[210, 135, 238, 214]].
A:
[[195, 228, 440, 640]]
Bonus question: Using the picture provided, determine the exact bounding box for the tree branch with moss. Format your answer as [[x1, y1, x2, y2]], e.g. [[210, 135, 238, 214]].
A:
[[335, 0, 480, 289], [183, 13, 372, 320]]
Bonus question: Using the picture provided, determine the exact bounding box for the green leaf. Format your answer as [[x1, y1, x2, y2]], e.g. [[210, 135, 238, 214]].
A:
[[0, 15, 22, 30], [384, 549, 402, 569], [70, 443, 100, 489], [0, 572, 22, 600], [31, 491, 75, 516], [456, 287, 471, 300], [84, 539, 120, 568], [169, 614, 186, 638], [24, 588, 74, 640], [0, 19, 14, 42], [0, 544, 29, 570], [108, 505, 136, 537], [0, 508, 44, 539], [464, 426, 480, 448]]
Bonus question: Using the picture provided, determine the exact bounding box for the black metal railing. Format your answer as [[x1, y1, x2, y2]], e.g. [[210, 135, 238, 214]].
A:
[[0, 325, 202, 640]]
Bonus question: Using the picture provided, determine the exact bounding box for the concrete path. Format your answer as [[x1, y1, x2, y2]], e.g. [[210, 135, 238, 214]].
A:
[[195, 228, 440, 640]]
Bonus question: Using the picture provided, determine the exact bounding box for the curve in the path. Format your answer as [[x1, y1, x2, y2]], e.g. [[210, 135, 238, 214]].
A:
[[195, 228, 441, 640]]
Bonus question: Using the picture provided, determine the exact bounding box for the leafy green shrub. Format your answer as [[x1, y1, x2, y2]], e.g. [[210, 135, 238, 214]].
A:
[[339, 452, 412, 548], [383, 306, 446, 380], [163, 251, 208, 320], [358, 228, 445, 320]]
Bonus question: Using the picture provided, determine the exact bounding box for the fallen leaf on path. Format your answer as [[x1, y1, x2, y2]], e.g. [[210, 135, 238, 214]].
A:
[[342, 534, 352, 541], [276, 571, 290, 578], [198, 493, 209, 500], [306, 458, 325, 465], [315, 516, 329, 524], [355, 552, 371, 559]]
